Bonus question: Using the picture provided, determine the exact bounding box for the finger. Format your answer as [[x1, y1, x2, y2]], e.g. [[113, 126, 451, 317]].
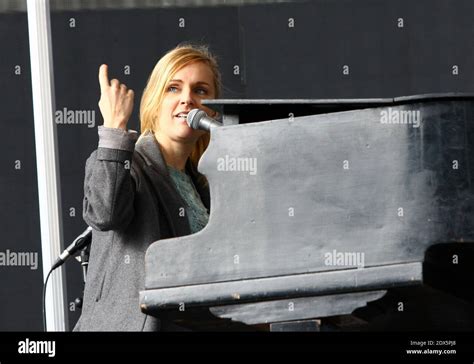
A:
[[127, 89, 134, 98], [110, 79, 120, 89], [99, 64, 110, 92], [120, 84, 127, 93]]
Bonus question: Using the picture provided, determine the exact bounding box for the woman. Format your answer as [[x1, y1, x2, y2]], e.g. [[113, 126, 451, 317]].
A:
[[74, 44, 221, 331]]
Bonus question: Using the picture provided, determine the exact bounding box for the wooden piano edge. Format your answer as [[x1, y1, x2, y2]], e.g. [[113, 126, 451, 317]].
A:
[[139, 262, 424, 328]]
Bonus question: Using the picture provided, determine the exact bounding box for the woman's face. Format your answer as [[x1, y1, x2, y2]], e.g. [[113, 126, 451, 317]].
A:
[[156, 61, 217, 144]]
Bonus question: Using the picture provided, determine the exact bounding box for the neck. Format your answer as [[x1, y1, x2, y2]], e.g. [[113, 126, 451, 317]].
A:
[[154, 130, 194, 171]]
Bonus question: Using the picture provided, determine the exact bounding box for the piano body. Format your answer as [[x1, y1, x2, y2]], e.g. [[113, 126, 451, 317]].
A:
[[140, 93, 474, 331]]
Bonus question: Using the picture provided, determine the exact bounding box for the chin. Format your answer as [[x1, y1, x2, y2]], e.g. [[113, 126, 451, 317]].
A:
[[174, 129, 200, 143]]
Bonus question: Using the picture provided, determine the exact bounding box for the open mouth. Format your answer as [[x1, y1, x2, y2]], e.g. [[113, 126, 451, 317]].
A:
[[174, 112, 189, 120], [174, 112, 193, 126]]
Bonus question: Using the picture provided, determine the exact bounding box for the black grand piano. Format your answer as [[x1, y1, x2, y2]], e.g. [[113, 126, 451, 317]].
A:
[[139, 93, 474, 331]]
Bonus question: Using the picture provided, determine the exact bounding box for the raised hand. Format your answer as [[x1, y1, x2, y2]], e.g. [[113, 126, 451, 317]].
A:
[[98, 64, 134, 130]]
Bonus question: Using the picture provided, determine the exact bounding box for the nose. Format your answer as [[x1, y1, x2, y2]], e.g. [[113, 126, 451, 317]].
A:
[[180, 87, 196, 106]]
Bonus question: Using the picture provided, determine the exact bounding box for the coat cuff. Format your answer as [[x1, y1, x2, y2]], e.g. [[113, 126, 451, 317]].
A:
[[96, 148, 134, 163], [98, 125, 138, 152]]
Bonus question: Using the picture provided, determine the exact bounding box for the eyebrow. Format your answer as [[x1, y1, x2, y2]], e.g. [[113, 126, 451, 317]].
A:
[[169, 79, 210, 86]]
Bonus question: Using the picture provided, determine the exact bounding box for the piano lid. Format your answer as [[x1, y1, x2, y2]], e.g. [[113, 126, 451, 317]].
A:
[[143, 95, 474, 299], [202, 92, 474, 125]]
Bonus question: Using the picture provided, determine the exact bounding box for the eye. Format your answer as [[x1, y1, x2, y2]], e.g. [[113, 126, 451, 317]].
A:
[[167, 85, 179, 93], [195, 88, 208, 95]]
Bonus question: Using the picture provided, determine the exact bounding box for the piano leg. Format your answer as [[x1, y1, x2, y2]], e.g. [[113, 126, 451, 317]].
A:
[[270, 319, 321, 332]]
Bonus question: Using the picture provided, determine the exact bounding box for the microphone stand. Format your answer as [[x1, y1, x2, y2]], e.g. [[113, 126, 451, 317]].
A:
[[72, 245, 90, 311], [43, 227, 92, 331], [80, 245, 90, 285]]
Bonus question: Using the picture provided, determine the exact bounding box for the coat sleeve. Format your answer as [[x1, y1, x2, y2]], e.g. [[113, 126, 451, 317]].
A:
[[83, 126, 139, 231]]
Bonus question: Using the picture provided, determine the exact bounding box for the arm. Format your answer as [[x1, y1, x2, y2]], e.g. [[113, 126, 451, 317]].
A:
[[83, 126, 138, 231], [83, 64, 137, 231]]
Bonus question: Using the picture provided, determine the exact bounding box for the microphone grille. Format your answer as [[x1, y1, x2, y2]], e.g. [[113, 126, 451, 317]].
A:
[[186, 109, 206, 129]]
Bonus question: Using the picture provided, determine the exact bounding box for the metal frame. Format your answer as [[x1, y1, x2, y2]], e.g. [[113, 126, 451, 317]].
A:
[[27, 0, 67, 331]]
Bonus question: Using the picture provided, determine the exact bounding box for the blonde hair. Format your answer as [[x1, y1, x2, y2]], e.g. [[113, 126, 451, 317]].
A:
[[139, 43, 222, 170]]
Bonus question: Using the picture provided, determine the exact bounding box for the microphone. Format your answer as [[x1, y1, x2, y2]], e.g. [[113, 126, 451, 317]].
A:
[[51, 226, 92, 270], [186, 109, 222, 131]]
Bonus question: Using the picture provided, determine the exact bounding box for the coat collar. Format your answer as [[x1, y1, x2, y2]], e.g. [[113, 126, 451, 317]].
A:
[[135, 131, 210, 211], [135, 131, 169, 177]]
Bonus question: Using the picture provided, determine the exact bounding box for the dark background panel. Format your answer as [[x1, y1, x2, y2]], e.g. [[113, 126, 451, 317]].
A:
[[240, 0, 474, 98], [240, 0, 392, 98], [0, 9, 43, 331], [388, 0, 474, 95], [1, 0, 473, 331]]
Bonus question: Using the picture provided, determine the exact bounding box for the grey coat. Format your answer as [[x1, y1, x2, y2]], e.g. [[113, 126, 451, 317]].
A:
[[73, 126, 210, 331]]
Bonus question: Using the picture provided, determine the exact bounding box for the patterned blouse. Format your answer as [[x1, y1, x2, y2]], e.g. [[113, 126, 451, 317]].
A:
[[167, 165, 209, 234]]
